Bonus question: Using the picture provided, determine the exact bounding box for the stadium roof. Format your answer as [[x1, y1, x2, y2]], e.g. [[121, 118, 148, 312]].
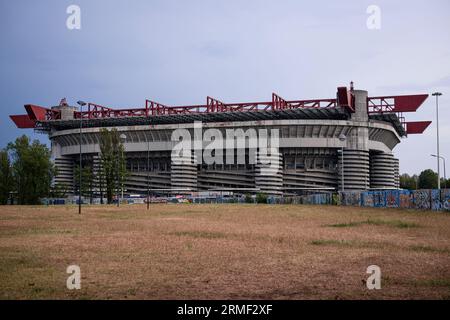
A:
[[10, 85, 431, 137], [36, 107, 349, 130]]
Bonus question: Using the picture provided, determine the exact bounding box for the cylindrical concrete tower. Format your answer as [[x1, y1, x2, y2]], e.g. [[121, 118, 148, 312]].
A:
[[370, 152, 396, 189], [255, 150, 283, 194], [171, 151, 198, 194], [339, 90, 370, 191]]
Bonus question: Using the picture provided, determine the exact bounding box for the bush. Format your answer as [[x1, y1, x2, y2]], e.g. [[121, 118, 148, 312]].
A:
[[244, 193, 253, 203], [332, 193, 341, 205], [256, 193, 268, 204]]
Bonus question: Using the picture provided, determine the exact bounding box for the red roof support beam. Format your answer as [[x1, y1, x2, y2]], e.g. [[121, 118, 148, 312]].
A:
[[272, 93, 290, 110], [9, 115, 36, 128], [336, 87, 355, 112], [286, 99, 336, 109], [145, 100, 171, 116], [394, 94, 429, 112], [405, 121, 432, 134], [10, 88, 430, 134], [207, 97, 225, 113], [24, 104, 49, 121], [86, 103, 112, 119], [367, 94, 428, 114]]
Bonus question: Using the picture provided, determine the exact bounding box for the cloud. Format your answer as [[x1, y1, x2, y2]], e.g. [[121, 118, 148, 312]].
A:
[[1, 0, 449, 175]]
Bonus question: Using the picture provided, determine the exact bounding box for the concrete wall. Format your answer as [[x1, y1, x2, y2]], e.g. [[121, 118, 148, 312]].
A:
[[276, 189, 450, 211]]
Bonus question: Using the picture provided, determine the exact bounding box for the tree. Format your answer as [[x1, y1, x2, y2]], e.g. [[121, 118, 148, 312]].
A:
[[74, 165, 95, 203], [7, 135, 55, 204], [399, 173, 418, 190], [0, 149, 12, 204], [256, 193, 268, 204], [418, 169, 438, 189], [50, 182, 70, 198], [440, 177, 449, 189], [99, 129, 127, 204]]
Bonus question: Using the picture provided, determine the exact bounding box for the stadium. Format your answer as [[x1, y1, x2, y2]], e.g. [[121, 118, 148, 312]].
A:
[[10, 83, 431, 196]]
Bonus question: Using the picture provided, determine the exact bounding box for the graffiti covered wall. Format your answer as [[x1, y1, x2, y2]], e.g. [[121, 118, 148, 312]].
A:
[[271, 189, 450, 211], [347, 189, 448, 211]]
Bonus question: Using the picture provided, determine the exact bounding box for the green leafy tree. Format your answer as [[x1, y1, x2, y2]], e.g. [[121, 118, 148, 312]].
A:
[[99, 129, 127, 204], [440, 177, 449, 189], [0, 149, 12, 204], [418, 169, 438, 189], [7, 135, 55, 204], [49, 182, 70, 198], [399, 173, 418, 190], [74, 165, 95, 203], [256, 192, 268, 204]]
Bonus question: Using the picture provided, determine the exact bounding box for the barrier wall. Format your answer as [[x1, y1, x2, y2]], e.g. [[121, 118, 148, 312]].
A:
[[340, 189, 450, 210], [269, 193, 332, 205], [42, 189, 450, 210], [271, 189, 450, 211]]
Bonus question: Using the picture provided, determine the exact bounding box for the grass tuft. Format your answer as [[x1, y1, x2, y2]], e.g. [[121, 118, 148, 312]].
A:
[[326, 222, 362, 228], [309, 239, 388, 249], [326, 219, 421, 229], [310, 239, 357, 247], [171, 230, 227, 239], [365, 219, 420, 229], [409, 245, 450, 254]]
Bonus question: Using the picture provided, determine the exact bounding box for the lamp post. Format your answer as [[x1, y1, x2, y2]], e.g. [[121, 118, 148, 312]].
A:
[[431, 154, 446, 189], [432, 92, 442, 189], [77, 100, 86, 214], [338, 134, 347, 192], [117, 133, 127, 207]]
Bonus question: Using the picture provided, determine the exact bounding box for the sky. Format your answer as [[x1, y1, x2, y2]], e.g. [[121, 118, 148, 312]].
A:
[[0, 0, 449, 175]]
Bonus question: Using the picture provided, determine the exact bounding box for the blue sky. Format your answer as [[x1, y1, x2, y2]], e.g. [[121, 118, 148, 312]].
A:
[[1, 0, 449, 174]]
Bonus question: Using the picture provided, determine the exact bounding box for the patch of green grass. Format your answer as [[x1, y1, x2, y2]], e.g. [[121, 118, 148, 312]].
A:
[[409, 245, 450, 254], [325, 219, 421, 229], [309, 239, 387, 249], [326, 222, 362, 228], [310, 239, 346, 246], [365, 219, 420, 229], [0, 228, 76, 237], [171, 230, 227, 239], [310, 239, 361, 247]]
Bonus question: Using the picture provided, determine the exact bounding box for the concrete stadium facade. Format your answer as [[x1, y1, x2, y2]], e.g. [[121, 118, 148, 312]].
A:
[[11, 86, 431, 196]]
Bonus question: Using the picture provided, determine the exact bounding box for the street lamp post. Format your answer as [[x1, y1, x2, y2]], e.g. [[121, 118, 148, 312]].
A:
[[338, 134, 347, 192], [432, 92, 442, 189], [77, 100, 86, 214], [431, 154, 447, 189]]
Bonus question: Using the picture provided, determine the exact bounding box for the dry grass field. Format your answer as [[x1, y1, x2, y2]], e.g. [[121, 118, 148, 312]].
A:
[[0, 204, 450, 300]]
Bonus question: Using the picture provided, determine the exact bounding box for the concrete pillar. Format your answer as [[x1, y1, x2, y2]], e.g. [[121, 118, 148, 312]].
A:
[[170, 151, 197, 194], [348, 90, 369, 150], [92, 154, 102, 197], [255, 150, 283, 195], [338, 150, 370, 191], [339, 90, 370, 191], [52, 105, 76, 120], [53, 156, 75, 195], [393, 157, 400, 189], [370, 152, 396, 189]]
